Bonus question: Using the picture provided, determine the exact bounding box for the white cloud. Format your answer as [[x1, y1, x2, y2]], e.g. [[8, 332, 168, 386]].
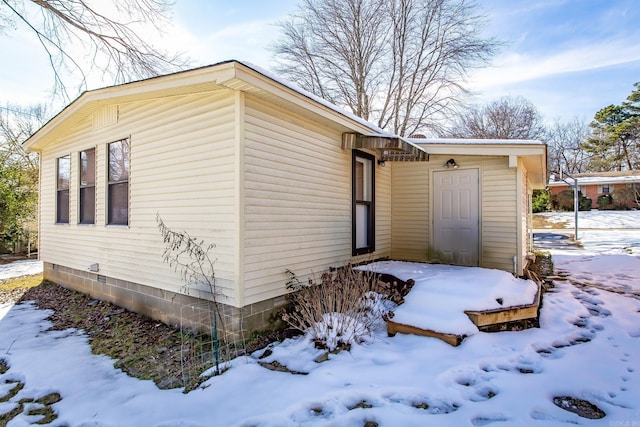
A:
[[469, 37, 640, 91], [159, 19, 280, 68]]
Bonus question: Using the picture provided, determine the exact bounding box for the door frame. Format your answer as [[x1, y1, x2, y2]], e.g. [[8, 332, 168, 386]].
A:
[[429, 166, 481, 266]]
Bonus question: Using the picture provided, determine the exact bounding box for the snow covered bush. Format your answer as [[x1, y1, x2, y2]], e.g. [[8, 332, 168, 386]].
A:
[[282, 266, 393, 352]]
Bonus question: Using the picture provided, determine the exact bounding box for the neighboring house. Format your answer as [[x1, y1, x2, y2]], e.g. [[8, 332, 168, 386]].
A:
[[23, 60, 547, 336], [548, 171, 640, 208]]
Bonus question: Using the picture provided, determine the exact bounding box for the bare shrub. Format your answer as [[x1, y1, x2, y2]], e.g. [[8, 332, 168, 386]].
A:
[[282, 266, 392, 351], [156, 214, 225, 333], [612, 186, 639, 210], [551, 190, 591, 211]]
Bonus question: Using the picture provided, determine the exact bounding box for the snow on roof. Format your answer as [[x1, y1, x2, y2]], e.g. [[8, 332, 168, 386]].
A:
[[240, 61, 390, 136], [409, 137, 544, 145], [548, 173, 640, 186]]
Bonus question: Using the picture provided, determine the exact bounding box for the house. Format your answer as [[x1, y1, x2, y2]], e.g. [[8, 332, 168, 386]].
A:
[[548, 171, 640, 209], [23, 60, 547, 336]]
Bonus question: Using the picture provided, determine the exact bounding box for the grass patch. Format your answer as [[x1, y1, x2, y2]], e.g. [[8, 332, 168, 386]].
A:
[[0, 274, 44, 306], [35, 392, 62, 406], [0, 380, 25, 403], [0, 403, 24, 425], [532, 214, 568, 229], [16, 281, 232, 391], [349, 400, 374, 410], [0, 274, 43, 291], [27, 405, 59, 425]]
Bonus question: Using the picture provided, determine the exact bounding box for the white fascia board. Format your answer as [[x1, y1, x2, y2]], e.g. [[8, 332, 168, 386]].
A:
[[419, 143, 545, 157]]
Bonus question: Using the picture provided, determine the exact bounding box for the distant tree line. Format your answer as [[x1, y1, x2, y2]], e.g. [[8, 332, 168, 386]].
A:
[[0, 105, 43, 253]]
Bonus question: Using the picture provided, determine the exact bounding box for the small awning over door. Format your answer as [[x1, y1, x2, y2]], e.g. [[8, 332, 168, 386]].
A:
[[342, 133, 428, 162]]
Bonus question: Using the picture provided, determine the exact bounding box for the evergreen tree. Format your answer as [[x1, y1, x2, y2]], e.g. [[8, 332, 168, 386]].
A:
[[584, 83, 640, 171], [0, 105, 42, 253]]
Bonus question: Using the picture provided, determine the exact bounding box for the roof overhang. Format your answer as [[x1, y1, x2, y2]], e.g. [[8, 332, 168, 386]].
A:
[[413, 139, 547, 188], [341, 133, 428, 161]]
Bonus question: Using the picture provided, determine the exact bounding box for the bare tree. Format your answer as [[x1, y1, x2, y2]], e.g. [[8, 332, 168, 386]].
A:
[[272, 0, 498, 136], [0, 104, 43, 172], [448, 96, 546, 139], [1, 0, 188, 100], [545, 116, 591, 175]]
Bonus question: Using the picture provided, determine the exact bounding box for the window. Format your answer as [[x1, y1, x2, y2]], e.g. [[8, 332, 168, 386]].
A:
[[601, 184, 610, 194], [79, 148, 96, 224], [108, 139, 130, 225], [352, 151, 375, 255], [56, 155, 70, 223]]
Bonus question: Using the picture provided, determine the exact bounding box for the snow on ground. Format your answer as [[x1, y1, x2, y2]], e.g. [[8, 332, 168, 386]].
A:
[[0, 259, 42, 281], [538, 209, 640, 229], [1, 212, 639, 426], [358, 262, 538, 335]]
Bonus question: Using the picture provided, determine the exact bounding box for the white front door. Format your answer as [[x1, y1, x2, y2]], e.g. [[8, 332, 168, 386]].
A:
[[433, 169, 479, 266]]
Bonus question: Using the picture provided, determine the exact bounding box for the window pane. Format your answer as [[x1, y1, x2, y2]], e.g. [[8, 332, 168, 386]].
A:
[[109, 139, 130, 183], [80, 148, 95, 186], [355, 161, 364, 200], [108, 182, 128, 225], [57, 155, 70, 190], [355, 204, 369, 249], [79, 187, 95, 224], [356, 157, 372, 201], [57, 189, 69, 223]]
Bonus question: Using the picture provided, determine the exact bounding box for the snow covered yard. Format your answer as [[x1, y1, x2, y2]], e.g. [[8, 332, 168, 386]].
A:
[[1, 217, 640, 425], [0, 259, 42, 282], [537, 209, 640, 230]]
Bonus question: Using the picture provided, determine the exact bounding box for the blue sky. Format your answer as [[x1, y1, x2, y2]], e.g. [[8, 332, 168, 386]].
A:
[[1, 0, 639, 124], [469, 0, 640, 121]]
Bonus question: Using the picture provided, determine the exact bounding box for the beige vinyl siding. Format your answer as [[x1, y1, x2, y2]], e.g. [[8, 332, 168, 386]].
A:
[[390, 162, 429, 261], [481, 157, 518, 272], [373, 158, 392, 259], [241, 96, 390, 305], [390, 156, 518, 272], [519, 160, 531, 274], [38, 91, 240, 301]]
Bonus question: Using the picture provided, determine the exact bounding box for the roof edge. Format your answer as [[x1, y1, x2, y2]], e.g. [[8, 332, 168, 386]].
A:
[[24, 60, 385, 151]]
